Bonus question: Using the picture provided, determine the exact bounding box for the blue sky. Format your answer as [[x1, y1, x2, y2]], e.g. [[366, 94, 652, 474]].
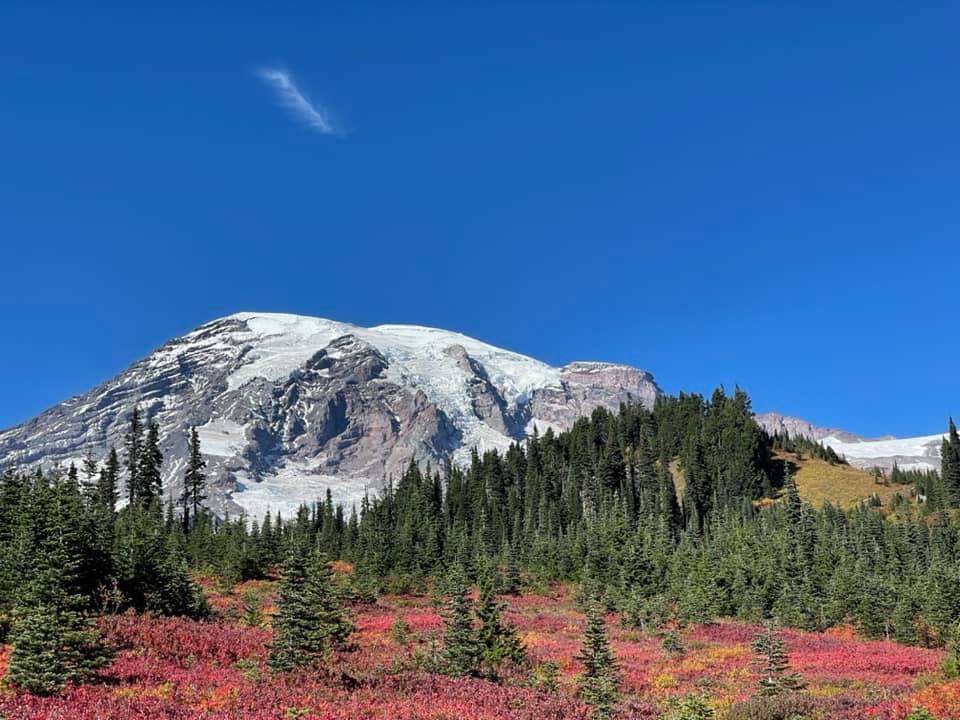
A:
[[1, 3, 957, 437]]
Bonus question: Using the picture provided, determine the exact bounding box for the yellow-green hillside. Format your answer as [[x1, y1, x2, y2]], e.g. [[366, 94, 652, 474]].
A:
[[669, 452, 913, 511]]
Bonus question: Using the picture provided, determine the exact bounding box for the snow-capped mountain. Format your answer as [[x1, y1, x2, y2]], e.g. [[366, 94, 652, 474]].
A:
[[0, 312, 660, 518], [755, 412, 946, 473]]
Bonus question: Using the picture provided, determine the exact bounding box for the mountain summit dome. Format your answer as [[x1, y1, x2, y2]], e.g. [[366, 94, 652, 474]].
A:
[[0, 312, 660, 518]]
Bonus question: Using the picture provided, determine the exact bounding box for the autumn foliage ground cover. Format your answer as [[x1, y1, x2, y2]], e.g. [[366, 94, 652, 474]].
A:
[[0, 580, 957, 719]]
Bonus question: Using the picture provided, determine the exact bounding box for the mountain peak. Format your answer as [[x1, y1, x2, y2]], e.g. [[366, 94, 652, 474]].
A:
[[0, 312, 660, 519]]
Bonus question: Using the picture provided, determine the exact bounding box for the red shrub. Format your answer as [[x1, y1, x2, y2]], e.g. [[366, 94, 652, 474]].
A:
[[99, 611, 270, 666], [0, 587, 953, 720]]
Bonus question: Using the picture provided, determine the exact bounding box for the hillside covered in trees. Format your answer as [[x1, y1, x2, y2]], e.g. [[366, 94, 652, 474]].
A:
[[2, 387, 960, 718]]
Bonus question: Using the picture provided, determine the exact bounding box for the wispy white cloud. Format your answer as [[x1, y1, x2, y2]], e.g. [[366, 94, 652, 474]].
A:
[[257, 67, 337, 136]]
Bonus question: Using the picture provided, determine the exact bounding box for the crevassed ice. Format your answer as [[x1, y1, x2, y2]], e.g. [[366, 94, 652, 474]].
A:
[[222, 312, 563, 422]]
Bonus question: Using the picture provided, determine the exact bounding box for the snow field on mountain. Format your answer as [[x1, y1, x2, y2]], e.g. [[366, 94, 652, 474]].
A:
[[230, 463, 371, 521], [821, 432, 945, 471], [195, 419, 247, 458]]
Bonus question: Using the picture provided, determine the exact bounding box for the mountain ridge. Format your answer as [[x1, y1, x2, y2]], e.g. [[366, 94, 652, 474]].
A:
[[0, 312, 660, 518], [1, 313, 947, 517], [755, 411, 946, 473]]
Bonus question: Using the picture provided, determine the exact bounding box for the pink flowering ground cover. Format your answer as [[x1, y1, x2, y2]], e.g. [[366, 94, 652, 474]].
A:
[[0, 580, 955, 719]]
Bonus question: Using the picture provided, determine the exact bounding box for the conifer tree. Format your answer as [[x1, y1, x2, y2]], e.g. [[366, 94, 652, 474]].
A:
[[683, 438, 711, 529], [301, 550, 353, 653], [98, 447, 120, 516], [66, 462, 79, 492], [577, 602, 619, 718], [180, 426, 207, 528], [240, 590, 262, 628], [941, 418, 960, 505], [499, 542, 521, 595], [123, 407, 143, 504], [475, 575, 525, 679], [6, 477, 111, 695], [137, 421, 163, 507], [892, 590, 922, 645], [80, 451, 99, 507], [783, 463, 801, 525], [441, 563, 479, 677], [752, 623, 805, 696], [150, 532, 209, 617], [267, 539, 312, 671], [6, 602, 70, 695], [658, 456, 682, 537], [267, 543, 352, 671]]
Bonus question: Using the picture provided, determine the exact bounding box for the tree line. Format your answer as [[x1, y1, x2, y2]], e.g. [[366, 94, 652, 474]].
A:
[[2, 387, 960, 697]]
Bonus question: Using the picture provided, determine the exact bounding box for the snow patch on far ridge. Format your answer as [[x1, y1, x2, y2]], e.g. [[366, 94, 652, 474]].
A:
[[821, 433, 946, 467]]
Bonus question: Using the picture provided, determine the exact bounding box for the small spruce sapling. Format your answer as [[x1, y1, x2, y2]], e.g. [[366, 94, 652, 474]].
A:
[[577, 602, 619, 719], [752, 623, 805, 696]]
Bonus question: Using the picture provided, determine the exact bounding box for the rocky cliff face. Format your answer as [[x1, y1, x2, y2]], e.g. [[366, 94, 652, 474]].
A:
[[754, 412, 865, 444], [0, 313, 660, 518]]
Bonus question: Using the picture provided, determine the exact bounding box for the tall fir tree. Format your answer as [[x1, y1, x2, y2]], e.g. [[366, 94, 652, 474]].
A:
[[941, 418, 960, 504], [123, 407, 144, 505], [150, 532, 209, 617], [80, 451, 99, 507], [301, 550, 353, 653], [137, 421, 163, 507], [683, 437, 711, 529], [657, 455, 682, 537], [180, 427, 207, 529], [98, 447, 120, 516]]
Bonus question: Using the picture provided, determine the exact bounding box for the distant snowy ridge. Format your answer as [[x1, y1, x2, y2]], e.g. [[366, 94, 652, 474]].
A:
[[0, 312, 660, 519], [817, 433, 946, 473], [755, 412, 946, 472], [4, 313, 941, 518]]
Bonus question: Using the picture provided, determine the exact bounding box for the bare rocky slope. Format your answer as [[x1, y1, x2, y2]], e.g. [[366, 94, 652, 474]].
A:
[[0, 313, 660, 518]]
